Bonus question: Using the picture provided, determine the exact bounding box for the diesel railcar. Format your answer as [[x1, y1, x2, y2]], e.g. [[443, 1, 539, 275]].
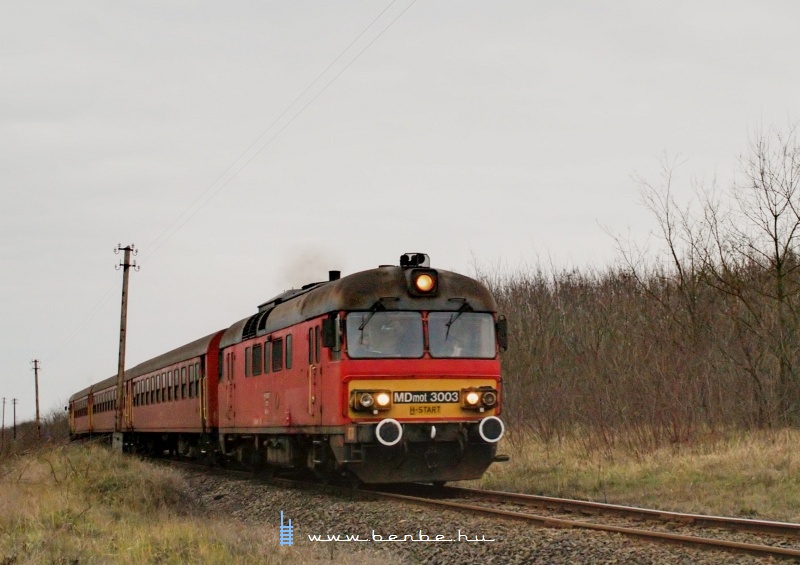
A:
[[70, 253, 508, 483]]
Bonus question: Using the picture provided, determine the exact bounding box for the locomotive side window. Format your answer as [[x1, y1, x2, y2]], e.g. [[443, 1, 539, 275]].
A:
[[308, 329, 314, 364], [272, 338, 283, 372], [245, 347, 251, 377], [253, 344, 262, 376], [286, 335, 293, 369], [428, 312, 496, 359], [264, 342, 271, 374], [345, 312, 424, 358]]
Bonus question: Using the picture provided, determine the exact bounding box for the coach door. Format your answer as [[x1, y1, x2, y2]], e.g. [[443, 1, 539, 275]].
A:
[[307, 325, 322, 423], [199, 360, 207, 433], [221, 350, 236, 428], [124, 381, 133, 429]]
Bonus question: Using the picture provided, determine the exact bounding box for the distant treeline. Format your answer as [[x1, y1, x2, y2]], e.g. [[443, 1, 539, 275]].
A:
[[487, 124, 800, 451]]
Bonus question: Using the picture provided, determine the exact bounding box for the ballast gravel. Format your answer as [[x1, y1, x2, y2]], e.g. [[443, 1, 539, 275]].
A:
[[179, 470, 776, 564]]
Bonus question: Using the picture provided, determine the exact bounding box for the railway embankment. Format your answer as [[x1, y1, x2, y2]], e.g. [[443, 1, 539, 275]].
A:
[[0, 442, 387, 564], [2, 425, 799, 563]]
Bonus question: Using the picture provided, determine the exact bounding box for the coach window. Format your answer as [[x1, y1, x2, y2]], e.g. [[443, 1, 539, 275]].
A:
[[194, 362, 200, 396], [173, 369, 179, 400], [166, 373, 172, 401], [181, 369, 187, 399], [272, 338, 283, 372], [162, 372, 167, 402], [286, 334, 293, 369], [245, 347, 251, 377], [186, 366, 192, 398], [253, 344, 262, 376]]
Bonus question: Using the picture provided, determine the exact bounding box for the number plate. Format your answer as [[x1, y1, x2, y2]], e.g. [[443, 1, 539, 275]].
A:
[[392, 391, 459, 404]]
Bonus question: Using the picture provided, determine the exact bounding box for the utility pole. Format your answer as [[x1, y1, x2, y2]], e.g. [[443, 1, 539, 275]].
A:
[[1, 397, 5, 449], [32, 359, 41, 439], [12, 399, 17, 440], [114, 244, 138, 452]]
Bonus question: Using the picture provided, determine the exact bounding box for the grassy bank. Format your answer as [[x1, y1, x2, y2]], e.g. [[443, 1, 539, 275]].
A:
[[477, 428, 800, 522], [0, 443, 378, 564]]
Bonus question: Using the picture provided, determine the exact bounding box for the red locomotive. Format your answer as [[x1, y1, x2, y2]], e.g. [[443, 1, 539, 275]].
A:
[[69, 253, 508, 483]]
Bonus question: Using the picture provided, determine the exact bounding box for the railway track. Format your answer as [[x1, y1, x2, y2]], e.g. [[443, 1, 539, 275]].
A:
[[166, 458, 800, 560], [365, 483, 800, 560]]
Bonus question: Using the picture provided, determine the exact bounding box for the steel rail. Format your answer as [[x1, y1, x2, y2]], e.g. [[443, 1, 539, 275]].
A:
[[438, 485, 800, 538], [363, 488, 800, 560]]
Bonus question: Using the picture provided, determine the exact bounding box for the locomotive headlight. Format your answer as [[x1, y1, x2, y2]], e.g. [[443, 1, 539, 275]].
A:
[[415, 273, 435, 293], [351, 390, 392, 412], [408, 269, 439, 296], [465, 391, 481, 406]]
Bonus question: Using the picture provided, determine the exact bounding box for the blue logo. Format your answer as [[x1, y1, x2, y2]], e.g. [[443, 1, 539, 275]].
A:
[[280, 511, 294, 546]]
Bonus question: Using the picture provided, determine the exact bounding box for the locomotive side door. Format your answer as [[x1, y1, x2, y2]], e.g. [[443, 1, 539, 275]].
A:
[[307, 325, 322, 424]]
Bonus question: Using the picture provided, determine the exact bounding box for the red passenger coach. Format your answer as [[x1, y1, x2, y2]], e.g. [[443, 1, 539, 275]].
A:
[[70, 331, 224, 455], [70, 253, 509, 484]]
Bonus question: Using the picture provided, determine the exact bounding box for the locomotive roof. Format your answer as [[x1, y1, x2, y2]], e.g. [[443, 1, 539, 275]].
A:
[[219, 265, 496, 348], [69, 331, 223, 402]]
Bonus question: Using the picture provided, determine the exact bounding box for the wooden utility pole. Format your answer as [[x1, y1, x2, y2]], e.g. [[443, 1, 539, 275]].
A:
[[12, 399, 17, 439], [114, 244, 138, 452], [32, 359, 41, 438], [1, 397, 5, 449]]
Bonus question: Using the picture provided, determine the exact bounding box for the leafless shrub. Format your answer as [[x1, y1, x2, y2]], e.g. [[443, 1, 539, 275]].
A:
[[480, 123, 800, 453]]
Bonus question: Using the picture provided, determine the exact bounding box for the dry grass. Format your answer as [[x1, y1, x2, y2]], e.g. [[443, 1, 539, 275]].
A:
[[475, 428, 800, 522], [0, 443, 393, 564]]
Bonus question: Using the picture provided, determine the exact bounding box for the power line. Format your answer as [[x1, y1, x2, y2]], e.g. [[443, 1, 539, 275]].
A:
[[141, 0, 404, 263], [44, 0, 419, 364]]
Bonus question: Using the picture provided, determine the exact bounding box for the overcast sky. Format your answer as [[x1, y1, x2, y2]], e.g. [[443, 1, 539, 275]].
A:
[[2, 1, 799, 423]]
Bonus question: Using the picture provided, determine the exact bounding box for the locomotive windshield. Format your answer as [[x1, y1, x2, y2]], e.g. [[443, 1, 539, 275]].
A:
[[346, 312, 424, 358], [344, 311, 496, 359], [428, 312, 496, 359]]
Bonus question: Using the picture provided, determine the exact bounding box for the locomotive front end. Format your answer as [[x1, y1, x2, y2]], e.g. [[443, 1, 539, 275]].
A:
[[328, 253, 508, 484]]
